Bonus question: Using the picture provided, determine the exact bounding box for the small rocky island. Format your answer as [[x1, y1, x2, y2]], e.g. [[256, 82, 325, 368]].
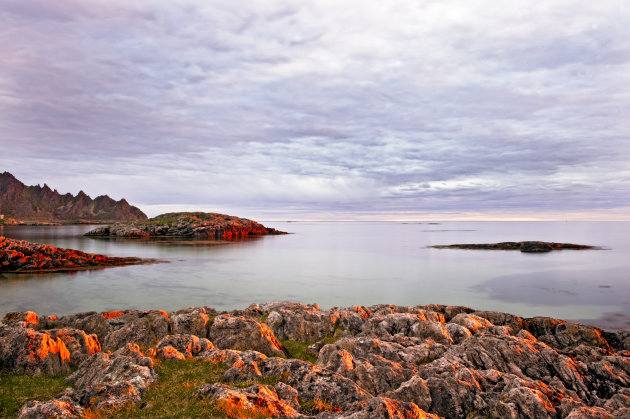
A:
[[0, 236, 154, 273], [85, 212, 287, 239], [1, 302, 628, 418], [431, 241, 595, 253]]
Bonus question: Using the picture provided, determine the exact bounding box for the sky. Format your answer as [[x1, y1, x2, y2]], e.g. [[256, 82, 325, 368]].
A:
[[1, 0, 629, 220]]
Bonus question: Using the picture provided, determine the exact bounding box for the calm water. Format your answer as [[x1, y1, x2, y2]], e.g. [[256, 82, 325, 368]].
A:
[[1, 222, 629, 330]]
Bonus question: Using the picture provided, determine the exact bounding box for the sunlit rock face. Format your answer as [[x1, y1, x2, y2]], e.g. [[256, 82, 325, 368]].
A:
[[84, 211, 287, 239], [2, 302, 629, 417], [0, 236, 150, 272], [0, 171, 146, 222]]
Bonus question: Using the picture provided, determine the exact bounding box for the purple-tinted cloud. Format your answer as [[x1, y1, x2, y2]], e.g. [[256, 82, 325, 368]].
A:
[[1, 1, 629, 219]]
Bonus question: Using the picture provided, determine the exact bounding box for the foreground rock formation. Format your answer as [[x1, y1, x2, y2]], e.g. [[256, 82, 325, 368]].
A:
[[431, 241, 595, 253], [0, 236, 154, 272], [1, 302, 628, 418], [0, 171, 147, 223], [85, 211, 287, 239]]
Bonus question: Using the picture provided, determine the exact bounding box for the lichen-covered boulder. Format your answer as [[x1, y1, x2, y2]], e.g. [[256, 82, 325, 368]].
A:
[[208, 314, 288, 357], [17, 396, 84, 419], [101, 310, 170, 351], [47, 328, 101, 367], [197, 383, 301, 418], [66, 343, 156, 409], [0, 324, 70, 375], [154, 334, 214, 359]]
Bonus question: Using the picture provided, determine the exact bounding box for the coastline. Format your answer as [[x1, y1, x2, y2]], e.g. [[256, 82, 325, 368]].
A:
[[2, 301, 629, 418]]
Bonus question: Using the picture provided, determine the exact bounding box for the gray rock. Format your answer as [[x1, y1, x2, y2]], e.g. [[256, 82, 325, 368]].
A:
[[208, 314, 288, 357]]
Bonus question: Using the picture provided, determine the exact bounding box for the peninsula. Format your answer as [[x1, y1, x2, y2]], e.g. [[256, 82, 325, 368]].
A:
[[1, 302, 628, 418], [85, 212, 287, 239], [0, 172, 147, 224], [0, 236, 155, 273]]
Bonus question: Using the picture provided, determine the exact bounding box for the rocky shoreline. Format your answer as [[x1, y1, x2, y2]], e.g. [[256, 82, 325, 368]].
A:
[[431, 241, 595, 253], [1, 302, 628, 418], [0, 236, 157, 273], [85, 212, 287, 239]]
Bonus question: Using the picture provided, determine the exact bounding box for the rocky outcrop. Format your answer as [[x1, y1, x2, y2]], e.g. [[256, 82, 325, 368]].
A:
[[0, 171, 146, 223], [84, 211, 286, 239], [0, 236, 155, 272], [431, 241, 595, 252], [18, 396, 84, 419], [3, 302, 629, 418]]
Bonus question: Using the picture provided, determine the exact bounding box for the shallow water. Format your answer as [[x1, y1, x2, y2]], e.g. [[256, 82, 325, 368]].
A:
[[1, 221, 629, 330]]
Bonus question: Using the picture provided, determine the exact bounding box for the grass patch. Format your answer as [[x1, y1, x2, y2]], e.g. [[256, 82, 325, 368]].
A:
[[104, 359, 228, 418], [280, 340, 317, 363], [0, 371, 70, 418], [299, 398, 341, 414]]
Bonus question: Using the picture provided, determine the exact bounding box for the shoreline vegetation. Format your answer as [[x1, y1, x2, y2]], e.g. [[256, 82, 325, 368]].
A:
[[1, 302, 628, 418], [431, 241, 596, 253], [0, 236, 160, 273]]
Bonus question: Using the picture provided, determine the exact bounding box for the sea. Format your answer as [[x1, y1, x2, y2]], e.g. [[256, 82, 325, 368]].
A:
[[1, 221, 628, 330]]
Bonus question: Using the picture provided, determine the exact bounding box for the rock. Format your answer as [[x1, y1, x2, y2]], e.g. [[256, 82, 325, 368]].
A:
[[431, 241, 594, 252], [47, 328, 101, 367], [345, 396, 441, 419], [0, 324, 71, 375], [66, 343, 156, 409], [383, 375, 432, 411], [266, 308, 340, 343], [170, 307, 216, 337], [197, 383, 301, 418], [50, 312, 113, 340], [0, 236, 152, 273], [208, 314, 289, 357], [154, 334, 214, 359], [84, 212, 287, 239], [2, 311, 39, 328], [101, 310, 171, 351], [225, 357, 373, 411], [17, 396, 84, 419]]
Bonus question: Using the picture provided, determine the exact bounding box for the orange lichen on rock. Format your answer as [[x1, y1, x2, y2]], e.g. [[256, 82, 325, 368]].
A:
[[101, 311, 125, 319], [0, 236, 151, 273]]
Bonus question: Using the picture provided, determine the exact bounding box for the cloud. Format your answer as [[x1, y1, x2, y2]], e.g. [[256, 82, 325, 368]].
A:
[[1, 1, 629, 219]]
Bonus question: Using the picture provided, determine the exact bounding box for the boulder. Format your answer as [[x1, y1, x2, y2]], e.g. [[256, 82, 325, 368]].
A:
[[197, 383, 301, 418], [0, 324, 70, 375], [66, 343, 156, 409], [154, 334, 214, 359], [17, 396, 84, 419], [208, 314, 288, 357]]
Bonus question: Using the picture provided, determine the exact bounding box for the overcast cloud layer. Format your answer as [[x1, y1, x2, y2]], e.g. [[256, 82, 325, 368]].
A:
[[1, 0, 629, 220]]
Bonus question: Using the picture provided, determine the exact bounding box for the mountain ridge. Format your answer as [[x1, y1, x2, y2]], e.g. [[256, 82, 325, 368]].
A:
[[0, 172, 147, 223]]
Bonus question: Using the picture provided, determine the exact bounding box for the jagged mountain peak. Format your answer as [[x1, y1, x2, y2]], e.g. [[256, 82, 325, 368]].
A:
[[0, 172, 147, 222]]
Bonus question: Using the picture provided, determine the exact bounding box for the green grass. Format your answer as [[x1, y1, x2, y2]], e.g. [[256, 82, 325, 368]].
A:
[[280, 340, 317, 363], [105, 359, 228, 418], [0, 371, 71, 418]]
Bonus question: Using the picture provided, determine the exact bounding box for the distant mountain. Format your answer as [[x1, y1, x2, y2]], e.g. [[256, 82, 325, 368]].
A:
[[0, 172, 147, 222]]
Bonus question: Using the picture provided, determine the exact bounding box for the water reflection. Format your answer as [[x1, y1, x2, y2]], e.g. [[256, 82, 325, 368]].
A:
[[1, 222, 629, 330]]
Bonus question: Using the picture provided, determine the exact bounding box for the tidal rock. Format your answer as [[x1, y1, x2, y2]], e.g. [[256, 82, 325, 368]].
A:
[[0, 324, 70, 375], [17, 396, 84, 419], [197, 383, 301, 418], [66, 343, 156, 409], [0, 236, 151, 272], [431, 241, 594, 253], [208, 314, 289, 357]]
